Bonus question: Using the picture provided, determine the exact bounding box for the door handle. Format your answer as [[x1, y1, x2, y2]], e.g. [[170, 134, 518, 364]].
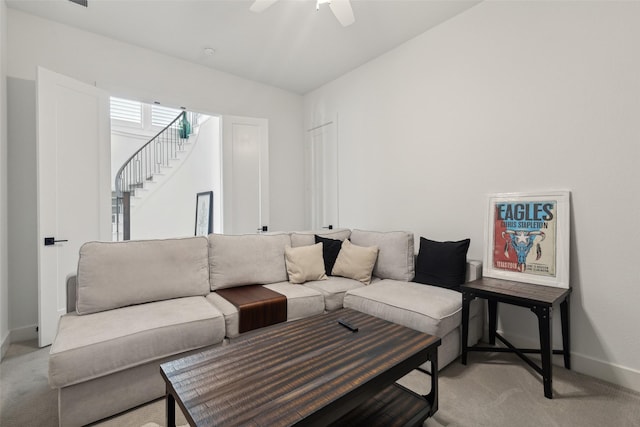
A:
[[44, 237, 68, 246]]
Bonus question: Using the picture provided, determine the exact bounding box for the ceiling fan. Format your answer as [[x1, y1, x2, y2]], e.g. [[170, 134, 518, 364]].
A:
[[250, 0, 355, 27]]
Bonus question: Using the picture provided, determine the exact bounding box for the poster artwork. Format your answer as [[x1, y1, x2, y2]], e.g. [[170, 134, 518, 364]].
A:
[[492, 201, 557, 277]]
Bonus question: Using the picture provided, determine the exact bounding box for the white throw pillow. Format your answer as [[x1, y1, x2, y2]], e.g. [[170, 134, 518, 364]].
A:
[[285, 243, 327, 284], [331, 240, 379, 285]]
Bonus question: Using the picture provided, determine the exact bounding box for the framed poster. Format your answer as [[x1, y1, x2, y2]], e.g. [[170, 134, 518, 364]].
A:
[[483, 191, 571, 289], [195, 191, 213, 236]]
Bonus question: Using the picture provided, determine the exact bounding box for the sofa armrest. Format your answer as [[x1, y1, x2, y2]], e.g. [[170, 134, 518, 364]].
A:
[[66, 274, 77, 313], [465, 260, 482, 283]]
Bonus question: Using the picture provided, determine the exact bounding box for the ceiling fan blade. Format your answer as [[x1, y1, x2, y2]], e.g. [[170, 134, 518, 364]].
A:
[[250, 0, 279, 13], [329, 0, 355, 27]]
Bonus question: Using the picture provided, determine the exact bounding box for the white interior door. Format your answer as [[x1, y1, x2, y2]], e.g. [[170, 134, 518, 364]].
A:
[[221, 116, 269, 234], [37, 67, 111, 347], [307, 120, 338, 230]]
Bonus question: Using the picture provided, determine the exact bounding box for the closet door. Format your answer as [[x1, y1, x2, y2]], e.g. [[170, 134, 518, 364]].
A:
[[307, 118, 338, 230], [222, 116, 269, 234]]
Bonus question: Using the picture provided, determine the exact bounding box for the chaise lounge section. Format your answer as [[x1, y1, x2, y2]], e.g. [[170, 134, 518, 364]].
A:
[[345, 269, 484, 369], [49, 228, 484, 426]]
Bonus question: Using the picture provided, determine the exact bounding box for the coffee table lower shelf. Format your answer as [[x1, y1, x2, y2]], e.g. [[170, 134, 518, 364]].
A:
[[330, 383, 433, 427]]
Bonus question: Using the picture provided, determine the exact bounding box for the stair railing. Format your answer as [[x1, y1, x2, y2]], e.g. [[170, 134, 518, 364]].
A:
[[114, 110, 198, 240]]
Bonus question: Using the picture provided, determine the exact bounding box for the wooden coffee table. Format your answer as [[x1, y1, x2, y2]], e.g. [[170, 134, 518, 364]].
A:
[[160, 308, 440, 426]]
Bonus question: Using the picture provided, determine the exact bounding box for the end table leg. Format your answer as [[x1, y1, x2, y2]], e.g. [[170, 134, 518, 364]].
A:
[[166, 389, 176, 427], [561, 297, 571, 370], [427, 349, 439, 416], [461, 291, 471, 365], [488, 299, 498, 345], [533, 305, 553, 399]]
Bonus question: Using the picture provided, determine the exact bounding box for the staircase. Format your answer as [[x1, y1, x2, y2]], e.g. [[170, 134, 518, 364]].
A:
[[112, 111, 200, 241]]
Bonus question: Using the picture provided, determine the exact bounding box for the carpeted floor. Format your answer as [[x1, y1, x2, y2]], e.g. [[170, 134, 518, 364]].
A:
[[1, 339, 639, 427]]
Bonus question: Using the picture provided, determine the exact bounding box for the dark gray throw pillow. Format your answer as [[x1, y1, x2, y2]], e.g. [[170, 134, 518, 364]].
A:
[[414, 237, 470, 290], [314, 235, 342, 275]]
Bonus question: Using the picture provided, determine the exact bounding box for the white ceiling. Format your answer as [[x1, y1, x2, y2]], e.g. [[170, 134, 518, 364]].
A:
[[7, 0, 480, 94]]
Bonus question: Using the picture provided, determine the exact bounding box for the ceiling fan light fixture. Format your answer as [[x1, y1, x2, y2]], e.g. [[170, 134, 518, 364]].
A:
[[316, 0, 331, 11], [250, 0, 354, 27]]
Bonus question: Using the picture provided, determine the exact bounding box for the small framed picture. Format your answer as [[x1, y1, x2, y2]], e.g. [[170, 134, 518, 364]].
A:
[[195, 191, 213, 236], [483, 191, 571, 289]]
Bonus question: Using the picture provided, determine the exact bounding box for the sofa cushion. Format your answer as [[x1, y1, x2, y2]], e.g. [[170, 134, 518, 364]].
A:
[[415, 302, 485, 372], [349, 230, 415, 281], [49, 296, 225, 388], [331, 239, 379, 285], [207, 283, 325, 337], [303, 276, 367, 311], [290, 228, 351, 247], [76, 237, 210, 315], [205, 293, 240, 338], [263, 282, 325, 320], [208, 233, 291, 290], [284, 243, 327, 284], [414, 237, 470, 290], [314, 235, 342, 275], [344, 279, 480, 338]]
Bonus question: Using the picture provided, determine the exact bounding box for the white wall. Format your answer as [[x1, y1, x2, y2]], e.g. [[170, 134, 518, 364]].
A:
[[305, 1, 640, 391], [0, 0, 10, 359], [131, 116, 221, 240], [7, 8, 305, 232], [5, 9, 305, 341]]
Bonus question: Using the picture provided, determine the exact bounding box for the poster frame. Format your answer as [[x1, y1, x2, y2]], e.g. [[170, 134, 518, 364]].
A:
[[483, 190, 571, 289]]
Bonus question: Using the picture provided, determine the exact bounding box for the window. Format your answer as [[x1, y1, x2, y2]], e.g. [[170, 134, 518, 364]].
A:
[[110, 97, 184, 134], [110, 97, 142, 127], [151, 104, 183, 128]]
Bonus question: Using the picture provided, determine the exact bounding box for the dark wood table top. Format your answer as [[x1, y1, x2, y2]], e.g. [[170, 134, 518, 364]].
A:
[[160, 308, 440, 427], [461, 277, 571, 306]]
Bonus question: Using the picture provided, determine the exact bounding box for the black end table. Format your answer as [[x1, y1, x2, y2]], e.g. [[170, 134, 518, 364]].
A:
[[460, 277, 571, 399]]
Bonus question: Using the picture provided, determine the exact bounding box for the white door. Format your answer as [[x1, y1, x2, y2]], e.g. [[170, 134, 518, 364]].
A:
[[307, 119, 338, 230], [37, 67, 111, 347], [221, 116, 269, 234]]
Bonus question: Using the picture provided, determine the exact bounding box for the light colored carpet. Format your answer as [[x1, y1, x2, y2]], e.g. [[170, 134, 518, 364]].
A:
[[2, 340, 639, 427]]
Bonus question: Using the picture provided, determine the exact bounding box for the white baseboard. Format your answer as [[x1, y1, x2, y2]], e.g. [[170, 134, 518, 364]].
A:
[[571, 351, 640, 394], [0, 331, 10, 361], [0, 324, 39, 361], [496, 329, 640, 394], [9, 324, 38, 343]]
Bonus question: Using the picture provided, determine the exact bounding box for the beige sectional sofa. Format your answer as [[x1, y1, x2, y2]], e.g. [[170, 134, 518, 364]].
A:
[[49, 228, 484, 426]]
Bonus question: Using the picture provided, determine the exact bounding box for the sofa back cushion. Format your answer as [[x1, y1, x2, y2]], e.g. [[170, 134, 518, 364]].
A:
[[209, 233, 291, 290], [349, 230, 415, 281], [290, 228, 351, 247], [76, 237, 210, 315], [414, 237, 470, 290]]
